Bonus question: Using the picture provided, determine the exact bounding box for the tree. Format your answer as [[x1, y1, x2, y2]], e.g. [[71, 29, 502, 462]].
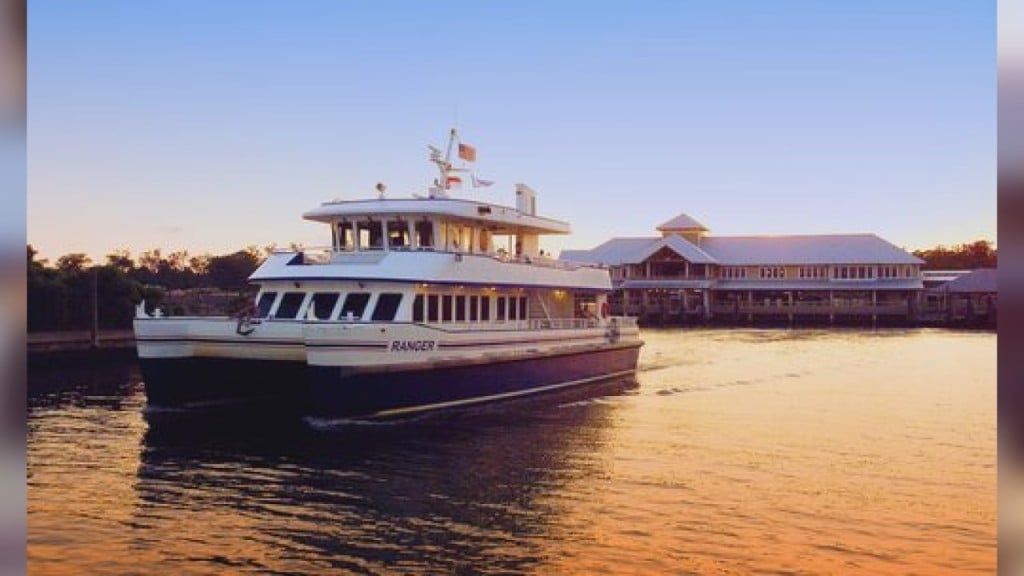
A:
[[106, 249, 134, 273], [913, 240, 997, 270], [56, 253, 91, 274], [206, 250, 261, 291]]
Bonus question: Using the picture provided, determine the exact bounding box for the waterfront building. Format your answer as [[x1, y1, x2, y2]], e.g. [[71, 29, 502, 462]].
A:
[[560, 213, 925, 325], [922, 268, 997, 326]]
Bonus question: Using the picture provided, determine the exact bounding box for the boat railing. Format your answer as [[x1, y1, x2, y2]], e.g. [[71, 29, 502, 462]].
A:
[[286, 246, 606, 271], [404, 317, 637, 331]]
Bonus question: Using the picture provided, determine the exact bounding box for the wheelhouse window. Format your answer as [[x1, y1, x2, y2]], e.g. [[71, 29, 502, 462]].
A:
[[310, 293, 339, 320], [371, 293, 403, 321], [275, 292, 306, 319], [357, 221, 384, 251], [415, 220, 434, 249], [340, 292, 371, 320], [387, 220, 410, 250], [256, 292, 278, 318], [338, 222, 355, 251]]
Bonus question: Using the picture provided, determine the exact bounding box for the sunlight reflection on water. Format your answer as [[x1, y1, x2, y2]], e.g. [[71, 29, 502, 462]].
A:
[[27, 328, 995, 574]]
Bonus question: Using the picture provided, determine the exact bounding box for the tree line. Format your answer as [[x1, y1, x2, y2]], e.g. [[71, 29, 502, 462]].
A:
[[27, 239, 996, 332], [911, 239, 996, 270], [27, 245, 269, 332]]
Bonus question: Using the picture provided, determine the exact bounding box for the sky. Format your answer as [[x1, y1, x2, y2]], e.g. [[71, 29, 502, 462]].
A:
[[27, 0, 995, 263]]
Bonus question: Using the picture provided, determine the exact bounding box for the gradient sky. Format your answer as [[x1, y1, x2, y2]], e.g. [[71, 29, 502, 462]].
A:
[[27, 1, 995, 263]]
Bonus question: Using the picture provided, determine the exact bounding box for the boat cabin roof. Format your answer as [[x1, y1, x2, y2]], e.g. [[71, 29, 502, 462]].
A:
[[303, 198, 570, 235]]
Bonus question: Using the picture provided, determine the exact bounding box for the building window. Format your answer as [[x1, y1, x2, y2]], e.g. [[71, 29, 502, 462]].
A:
[[371, 293, 403, 321], [721, 267, 747, 279]]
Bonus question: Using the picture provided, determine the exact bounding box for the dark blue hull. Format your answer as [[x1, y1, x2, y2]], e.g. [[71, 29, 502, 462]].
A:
[[139, 357, 308, 409], [307, 343, 642, 419]]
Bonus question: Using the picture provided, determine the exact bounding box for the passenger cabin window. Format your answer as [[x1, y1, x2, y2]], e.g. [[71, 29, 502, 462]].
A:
[[427, 295, 439, 322], [455, 295, 466, 321], [275, 292, 306, 319], [496, 297, 506, 321], [310, 293, 339, 320], [340, 292, 371, 320], [415, 220, 434, 249], [387, 221, 410, 250], [256, 292, 277, 318], [357, 221, 384, 251], [481, 296, 490, 321], [442, 295, 453, 322], [371, 293, 403, 321], [469, 295, 479, 321], [518, 296, 527, 320], [413, 295, 424, 322]]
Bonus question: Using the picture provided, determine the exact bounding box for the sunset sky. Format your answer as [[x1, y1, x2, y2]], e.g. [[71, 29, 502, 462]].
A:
[[27, 1, 994, 263]]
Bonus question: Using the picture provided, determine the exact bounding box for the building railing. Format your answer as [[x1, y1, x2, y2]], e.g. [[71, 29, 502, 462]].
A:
[[709, 302, 909, 315]]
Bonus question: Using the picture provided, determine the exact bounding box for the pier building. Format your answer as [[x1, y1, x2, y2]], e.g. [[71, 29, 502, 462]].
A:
[[560, 213, 925, 325]]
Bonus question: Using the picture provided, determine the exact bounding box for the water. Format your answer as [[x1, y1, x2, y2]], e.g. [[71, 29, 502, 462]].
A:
[[27, 329, 995, 574]]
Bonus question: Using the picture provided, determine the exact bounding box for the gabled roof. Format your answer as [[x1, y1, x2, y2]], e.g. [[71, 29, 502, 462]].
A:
[[633, 235, 718, 264], [656, 213, 707, 231], [942, 268, 997, 293], [559, 235, 717, 266], [700, 234, 924, 265]]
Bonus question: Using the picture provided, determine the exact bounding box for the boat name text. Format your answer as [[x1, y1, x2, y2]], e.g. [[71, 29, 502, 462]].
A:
[[389, 340, 438, 352]]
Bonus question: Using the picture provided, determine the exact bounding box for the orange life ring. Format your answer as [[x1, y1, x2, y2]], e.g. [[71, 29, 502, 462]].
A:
[[601, 301, 610, 318]]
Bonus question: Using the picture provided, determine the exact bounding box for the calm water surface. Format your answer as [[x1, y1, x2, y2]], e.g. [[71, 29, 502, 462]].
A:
[[27, 329, 995, 574]]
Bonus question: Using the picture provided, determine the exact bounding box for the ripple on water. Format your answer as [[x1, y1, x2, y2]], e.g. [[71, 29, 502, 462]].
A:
[[26, 329, 996, 574]]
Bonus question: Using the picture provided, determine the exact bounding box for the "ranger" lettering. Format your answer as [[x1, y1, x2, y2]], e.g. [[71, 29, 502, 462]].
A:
[[389, 340, 437, 352]]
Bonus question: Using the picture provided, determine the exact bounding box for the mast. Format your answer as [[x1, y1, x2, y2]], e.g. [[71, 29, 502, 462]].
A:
[[428, 128, 459, 199]]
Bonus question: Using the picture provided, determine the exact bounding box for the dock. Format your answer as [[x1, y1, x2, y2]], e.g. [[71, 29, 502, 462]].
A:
[[28, 329, 137, 357]]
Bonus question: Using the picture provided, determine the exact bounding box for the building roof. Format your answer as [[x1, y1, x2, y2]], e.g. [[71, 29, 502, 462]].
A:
[[561, 233, 923, 267], [560, 237, 658, 266], [560, 235, 718, 266], [634, 235, 719, 264], [699, 234, 924, 265], [656, 213, 708, 231], [941, 268, 997, 293]]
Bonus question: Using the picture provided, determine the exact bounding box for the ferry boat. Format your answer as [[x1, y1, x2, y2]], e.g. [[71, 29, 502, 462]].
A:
[[134, 130, 643, 418]]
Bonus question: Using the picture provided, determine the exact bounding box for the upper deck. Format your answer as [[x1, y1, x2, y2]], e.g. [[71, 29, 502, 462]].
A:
[[303, 196, 570, 236]]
